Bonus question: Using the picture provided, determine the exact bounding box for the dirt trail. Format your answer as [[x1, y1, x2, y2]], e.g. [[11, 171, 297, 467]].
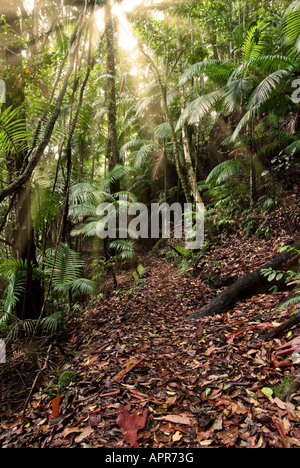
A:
[[1, 250, 300, 448]]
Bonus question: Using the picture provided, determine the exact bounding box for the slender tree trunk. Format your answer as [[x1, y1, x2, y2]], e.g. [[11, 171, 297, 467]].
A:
[[140, 48, 191, 204], [104, 0, 120, 194], [61, 4, 95, 243], [178, 46, 204, 206], [243, 0, 248, 39], [2, 0, 44, 320]]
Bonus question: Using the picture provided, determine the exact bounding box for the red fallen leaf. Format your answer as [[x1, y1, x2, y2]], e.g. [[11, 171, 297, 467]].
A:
[[51, 394, 61, 419], [116, 404, 148, 447]]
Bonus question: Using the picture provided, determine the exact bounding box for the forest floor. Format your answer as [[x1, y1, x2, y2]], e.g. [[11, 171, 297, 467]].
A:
[[1, 197, 300, 448]]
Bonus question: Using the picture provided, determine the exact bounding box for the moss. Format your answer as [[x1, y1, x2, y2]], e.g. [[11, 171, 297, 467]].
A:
[[57, 370, 78, 394], [133, 270, 144, 286], [137, 264, 149, 278], [273, 374, 298, 402], [150, 238, 168, 256]]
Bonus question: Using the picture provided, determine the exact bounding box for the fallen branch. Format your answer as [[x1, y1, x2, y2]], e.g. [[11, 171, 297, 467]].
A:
[[186, 240, 300, 320], [263, 314, 300, 340]]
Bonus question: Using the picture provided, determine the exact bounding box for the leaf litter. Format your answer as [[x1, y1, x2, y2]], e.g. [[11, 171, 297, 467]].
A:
[[0, 231, 300, 448]]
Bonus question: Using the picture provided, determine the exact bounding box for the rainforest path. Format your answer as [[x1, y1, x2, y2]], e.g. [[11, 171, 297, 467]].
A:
[[1, 234, 300, 448]]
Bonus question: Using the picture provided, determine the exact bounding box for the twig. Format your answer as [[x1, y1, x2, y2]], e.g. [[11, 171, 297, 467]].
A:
[[23, 344, 52, 416]]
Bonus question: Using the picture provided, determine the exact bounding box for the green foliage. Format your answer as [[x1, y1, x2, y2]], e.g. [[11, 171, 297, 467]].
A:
[[44, 243, 96, 299], [261, 244, 300, 312], [31, 188, 60, 232], [0, 106, 31, 158]]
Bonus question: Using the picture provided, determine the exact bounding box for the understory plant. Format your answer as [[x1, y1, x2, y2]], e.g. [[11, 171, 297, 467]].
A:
[[261, 244, 300, 315], [0, 243, 96, 337]]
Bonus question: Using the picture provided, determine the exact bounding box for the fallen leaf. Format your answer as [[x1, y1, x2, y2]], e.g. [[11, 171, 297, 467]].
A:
[[74, 427, 94, 444], [116, 404, 148, 447], [154, 414, 197, 426], [51, 394, 61, 419], [172, 431, 183, 442], [61, 426, 82, 438], [111, 358, 143, 382]]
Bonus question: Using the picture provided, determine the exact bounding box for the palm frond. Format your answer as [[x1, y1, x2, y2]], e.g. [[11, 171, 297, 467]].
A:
[[243, 22, 268, 61], [152, 149, 166, 181], [134, 143, 157, 168], [40, 311, 63, 334], [120, 139, 152, 156], [248, 69, 290, 109], [223, 77, 254, 112], [231, 106, 260, 141], [176, 90, 223, 130], [285, 139, 300, 155], [154, 122, 171, 140], [69, 182, 100, 205], [0, 106, 31, 157], [71, 219, 99, 237], [179, 60, 235, 87], [283, 7, 300, 53], [32, 189, 60, 232], [44, 243, 96, 297], [206, 159, 248, 186]]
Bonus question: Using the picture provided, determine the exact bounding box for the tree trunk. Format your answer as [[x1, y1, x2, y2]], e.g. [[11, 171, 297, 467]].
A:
[[1, 0, 44, 320], [104, 0, 120, 194], [186, 241, 300, 320], [140, 47, 191, 204], [178, 46, 204, 206]]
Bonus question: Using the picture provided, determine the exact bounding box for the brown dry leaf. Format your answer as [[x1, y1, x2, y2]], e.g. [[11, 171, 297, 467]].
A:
[[172, 431, 183, 442], [111, 358, 143, 382], [74, 427, 94, 444], [61, 426, 82, 438], [154, 414, 197, 426]]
